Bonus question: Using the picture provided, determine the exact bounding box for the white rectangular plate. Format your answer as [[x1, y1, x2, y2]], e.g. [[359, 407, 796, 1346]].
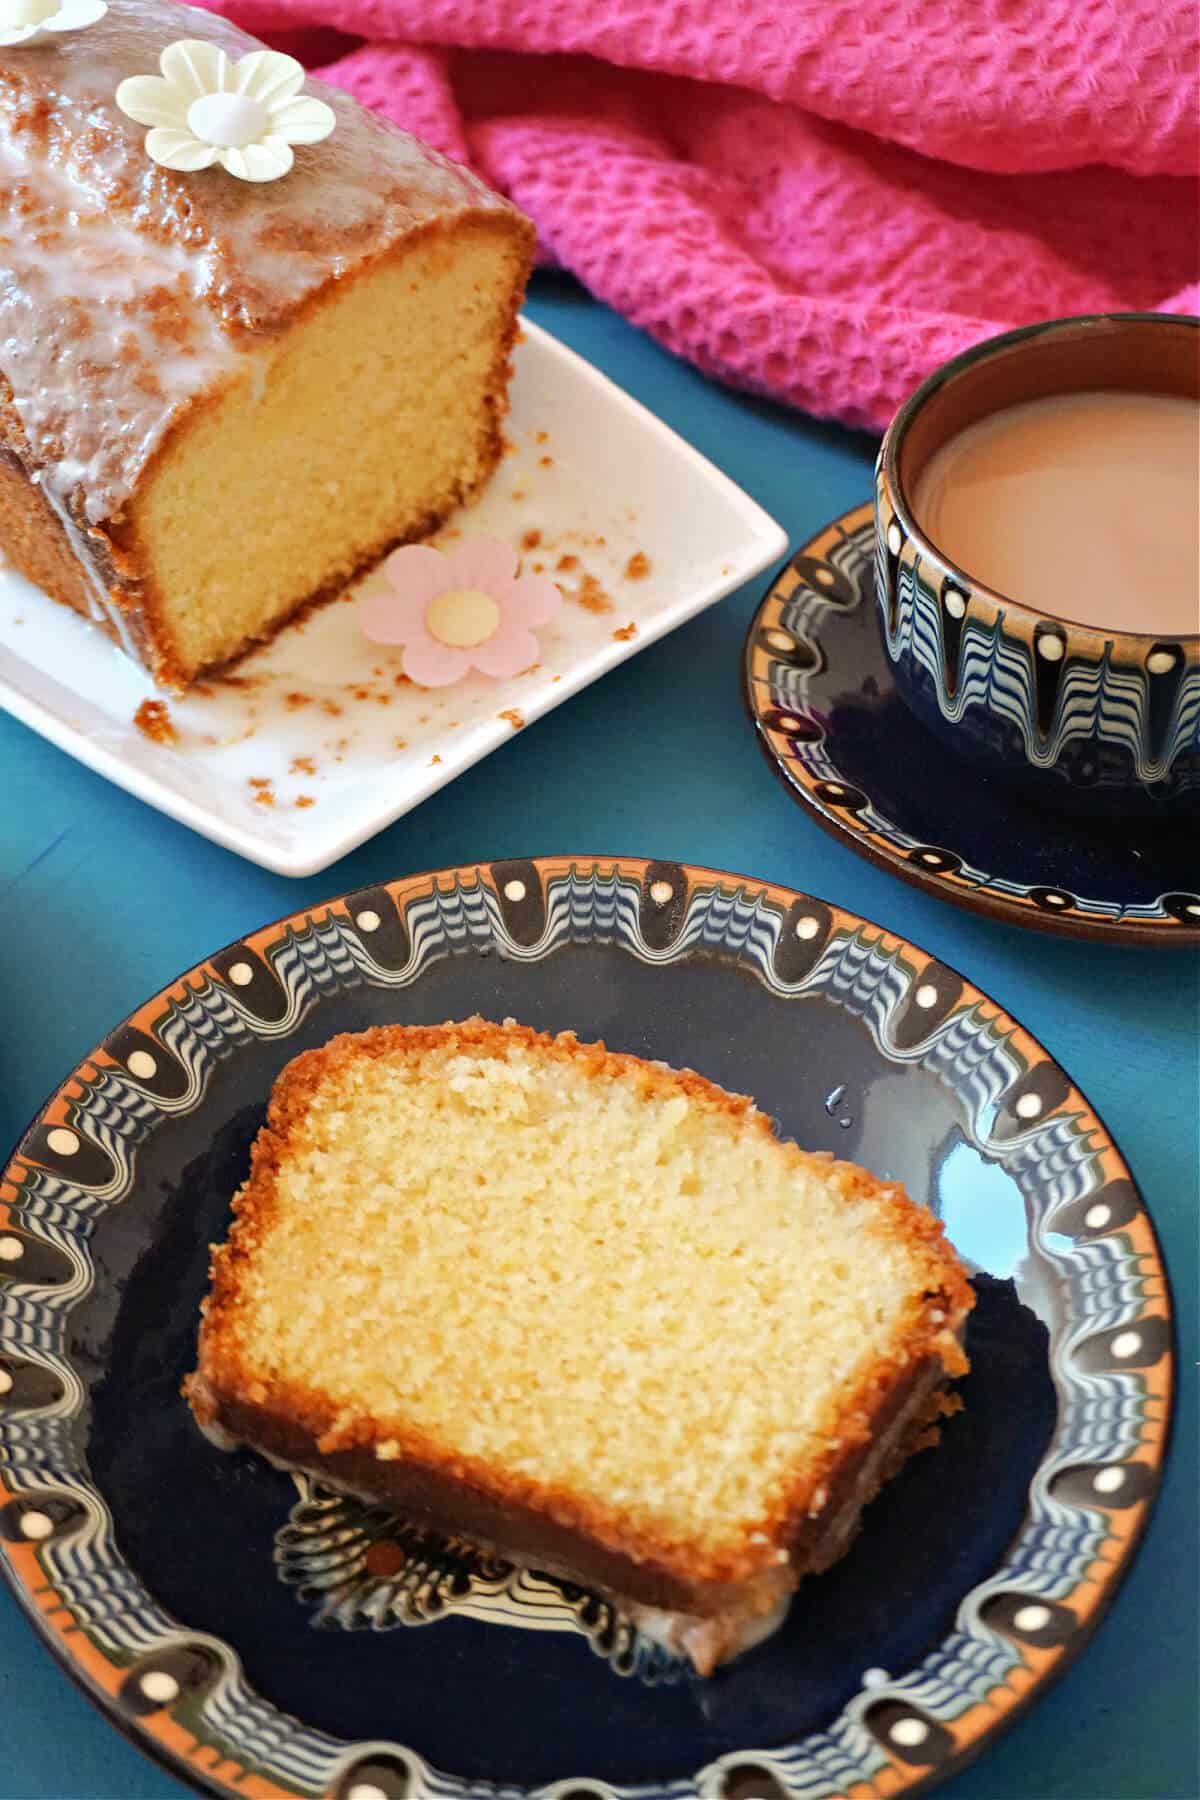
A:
[[0, 320, 786, 875]]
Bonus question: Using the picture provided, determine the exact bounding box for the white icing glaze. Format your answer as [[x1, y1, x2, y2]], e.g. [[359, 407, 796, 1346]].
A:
[[0, 131, 235, 523], [0, 0, 515, 592], [629, 1592, 791, 1662], [34, 473, 143, 658]]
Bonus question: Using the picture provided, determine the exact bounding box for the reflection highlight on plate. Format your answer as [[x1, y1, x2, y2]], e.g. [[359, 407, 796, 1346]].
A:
[[936, 1136, 1028, 1279]]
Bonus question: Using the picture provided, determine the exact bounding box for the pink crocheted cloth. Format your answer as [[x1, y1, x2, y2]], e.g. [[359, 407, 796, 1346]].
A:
[[210, 1, 1198, 432]]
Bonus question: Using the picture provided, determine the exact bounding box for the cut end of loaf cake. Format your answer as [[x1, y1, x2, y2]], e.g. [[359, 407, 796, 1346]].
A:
[[188, 1018, 973, 1665], [0, 0, 535, 689], [131, 221, 531, 686]]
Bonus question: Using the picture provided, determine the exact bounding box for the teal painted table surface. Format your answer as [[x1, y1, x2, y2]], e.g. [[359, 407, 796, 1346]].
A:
[[2, 276, 1197, 1800]]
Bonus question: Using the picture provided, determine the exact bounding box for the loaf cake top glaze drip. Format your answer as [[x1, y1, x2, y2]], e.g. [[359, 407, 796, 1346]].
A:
[[0, 0, 514, 526]]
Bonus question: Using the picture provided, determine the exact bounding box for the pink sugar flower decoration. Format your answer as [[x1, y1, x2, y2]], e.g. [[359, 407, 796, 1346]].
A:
[[359, 538, 562, 687]]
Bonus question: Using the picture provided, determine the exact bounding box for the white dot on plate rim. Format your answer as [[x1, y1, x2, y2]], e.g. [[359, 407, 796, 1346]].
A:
[[815, 567, 835, 586], [1084, 1202, 1111, 1229], [1110, 1330, 1142, 1359], [1146, 651, 1175, 674], [1015, 1092, 1043, 1118], [227, 961, 253, 987], [886, 523, 902, 555], [1013, 1603, 1052, 1633], [944, 591, 966, 619], [649, 881, 674, 904], [127, 1050, 157, 1080], [355, 910, 381, 933], [503, 879, 526, 902], [1185, 901, 1200, 917], [861, 1666, 890, 1689], [20, 1510, 52, 1540], [0, 1236, 24, 1261], [1037, 634, 1065, 662], [1092, 1465, 1125, 1494], [139, 1669, 180, 1705], [888, 1717, 930, 1747], [777, 715, 801, 731], [766, 629, 794, 651], [795, 916, 820, 940], [45, 1127, 78, 1157], [0, 1368, 12, 1396], [914, 983, 938, 1009], [346, 1784, 390, 1800]]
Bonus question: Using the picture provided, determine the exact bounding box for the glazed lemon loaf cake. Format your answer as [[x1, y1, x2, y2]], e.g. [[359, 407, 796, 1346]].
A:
[[187, 1020, 973, 1673], [0, 1, 534, 688]]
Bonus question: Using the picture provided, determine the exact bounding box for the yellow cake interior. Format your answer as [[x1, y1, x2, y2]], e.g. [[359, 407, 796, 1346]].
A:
[[130, 220, 526, 682], [219, 1033, 945, 1557]]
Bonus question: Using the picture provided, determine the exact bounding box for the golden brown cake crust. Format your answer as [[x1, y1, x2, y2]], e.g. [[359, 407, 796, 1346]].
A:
[[0, 1, 535, 686], [186, 1019, 974, 1629]]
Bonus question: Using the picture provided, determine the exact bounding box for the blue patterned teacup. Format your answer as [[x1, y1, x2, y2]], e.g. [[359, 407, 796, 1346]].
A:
[[874, 315, 1199, 814]]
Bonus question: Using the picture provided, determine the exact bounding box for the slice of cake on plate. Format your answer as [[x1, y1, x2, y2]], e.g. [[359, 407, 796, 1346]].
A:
[[186, 1019, 974, 1675], [0, 1, 534, 688]]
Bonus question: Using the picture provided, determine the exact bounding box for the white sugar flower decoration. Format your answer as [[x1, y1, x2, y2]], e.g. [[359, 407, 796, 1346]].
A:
[[115, 39, 335, 183], [0, 0, 106, 48]]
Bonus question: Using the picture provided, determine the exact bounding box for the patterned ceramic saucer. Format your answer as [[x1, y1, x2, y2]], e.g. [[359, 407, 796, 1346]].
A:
[[0, 857, 1174, 1800], [744, 503, 1200, 946]]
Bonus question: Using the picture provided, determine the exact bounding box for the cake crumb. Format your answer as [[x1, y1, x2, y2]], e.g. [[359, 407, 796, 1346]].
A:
[[294, 795, 315, 809], [394, 672, 412, 688], [376, 692, 391, 706], [539, 455, 554, 467], [624, 552, 651, 581], [285, 692, 312, 710], [535, 429, 548, 443], [248, 776, 271, 790], [499, 709, 525, 731], [556, 553, 579, 573], [290, 755, 317, 776], [321, 699, 342, 717], [511, 487, 527, 501], [532, 560, 545, 572], [521, 529, 542, 550], [574, 573, 612, 614], [614, 622, 638, 641], [253, 786, 276, 808], [133, 698, 177, 745], [501, 437, 517, 457], [430, 754, 442, 765], [393, 737, 409, 750]]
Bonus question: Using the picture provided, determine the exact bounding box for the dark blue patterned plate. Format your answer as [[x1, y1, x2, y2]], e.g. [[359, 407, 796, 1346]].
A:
[[0, 858, 1173, 1800], [744, 504, 1200, 946]]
